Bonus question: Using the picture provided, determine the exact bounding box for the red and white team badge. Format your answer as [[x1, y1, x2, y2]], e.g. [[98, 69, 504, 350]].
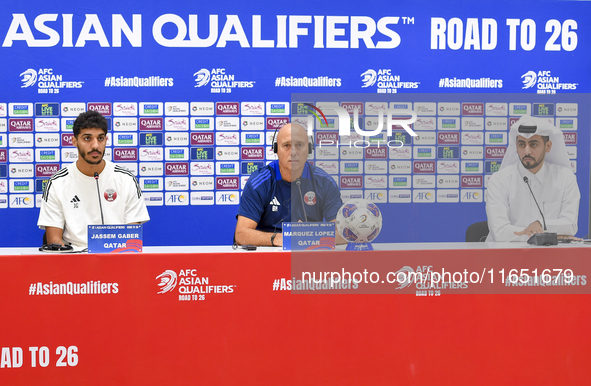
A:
[[104, 188, 117, 202], [304, 191, 316, 205]]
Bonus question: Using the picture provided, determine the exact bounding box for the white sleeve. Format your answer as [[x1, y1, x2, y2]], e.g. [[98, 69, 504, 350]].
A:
[[485, 174, 527, 242], [123, 175, 150, 224], [545, 172, 580, 236], [37, 185, 65, 230]]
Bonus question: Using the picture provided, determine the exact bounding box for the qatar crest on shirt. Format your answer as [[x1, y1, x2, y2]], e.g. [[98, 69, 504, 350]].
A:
[[304, 191, 316, 205], [104, 188, 118, 202]]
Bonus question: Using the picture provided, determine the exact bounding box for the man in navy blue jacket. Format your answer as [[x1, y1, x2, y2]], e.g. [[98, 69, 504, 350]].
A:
[[235, 123, 345, 247]]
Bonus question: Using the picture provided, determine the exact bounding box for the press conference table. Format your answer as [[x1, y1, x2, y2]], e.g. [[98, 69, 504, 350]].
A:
[[0, 242, 589, 385]]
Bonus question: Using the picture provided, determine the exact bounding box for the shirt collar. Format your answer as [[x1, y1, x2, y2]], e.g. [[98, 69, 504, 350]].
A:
[[518, 160, 547, 184], [272, 160, 311, 181]]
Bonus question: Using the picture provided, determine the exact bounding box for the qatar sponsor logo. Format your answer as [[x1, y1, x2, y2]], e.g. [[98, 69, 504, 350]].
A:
[[413, 161, 435, 174], [485, 146, 506, 159], [113, 102, 137, 116], [113, 148, 138, 161], [316, 131, 338, 145], [563, 132, 577, 145], [191, 132, 214, 146], [165, 162, 189, 176], [462, 103, 484, 116], [88, 103, 112, 116], [0, 149, 6, 162], [437, 132, 459, 145], [216, 176, 239, 190], [461, 175, 483, 188], [365, 147, 387, 159], [9, 118, 33, 132], [266, 117, 289, 131], [139, 117, 164, 131], [341, 102, 363, 115], [340, 176, 363, 189], [216, 102, 239, 116], [241, 147, 264, 160]]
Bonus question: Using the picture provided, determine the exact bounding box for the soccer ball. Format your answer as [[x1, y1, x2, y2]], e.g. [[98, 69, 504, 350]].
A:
[[336, 199, 382, 243]]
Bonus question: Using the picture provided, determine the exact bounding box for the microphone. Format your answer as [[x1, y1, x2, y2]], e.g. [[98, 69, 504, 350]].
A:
[[523, 176, 557, 245], [296, 178, 308, 222], [523, 176, 546, 230], [94, 172, 105, 225]]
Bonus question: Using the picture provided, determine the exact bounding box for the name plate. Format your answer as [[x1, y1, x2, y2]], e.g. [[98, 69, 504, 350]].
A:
[[88, 225, 143, 253], [282, 222, 336, 251]]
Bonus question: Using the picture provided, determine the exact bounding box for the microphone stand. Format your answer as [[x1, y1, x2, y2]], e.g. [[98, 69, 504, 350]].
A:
[[523, 176, 557, 246]]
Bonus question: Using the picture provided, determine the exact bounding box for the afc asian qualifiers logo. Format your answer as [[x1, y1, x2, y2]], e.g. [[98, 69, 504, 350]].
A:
[[156, 270, 177, 294], [104, 188, 117, 202]]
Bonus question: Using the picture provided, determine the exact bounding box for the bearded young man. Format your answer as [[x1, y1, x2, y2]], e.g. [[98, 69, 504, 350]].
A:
[[485, 115, 580, 241], [38, 110, 149, 250]]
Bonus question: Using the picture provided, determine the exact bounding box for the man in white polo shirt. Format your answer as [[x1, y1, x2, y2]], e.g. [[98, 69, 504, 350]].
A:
[[38, 110, 149, 250]]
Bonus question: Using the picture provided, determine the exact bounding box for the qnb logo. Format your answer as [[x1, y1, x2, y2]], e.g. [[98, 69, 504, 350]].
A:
[[193, 69, 211, 87], [156, 270, 178, 294], [20, 68, 37, 88], [361, 69, 377, 88], [521, 71, 537, 89]]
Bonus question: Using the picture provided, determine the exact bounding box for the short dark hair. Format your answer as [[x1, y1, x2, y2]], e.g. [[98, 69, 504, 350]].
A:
[[73, 110, 108, 137]]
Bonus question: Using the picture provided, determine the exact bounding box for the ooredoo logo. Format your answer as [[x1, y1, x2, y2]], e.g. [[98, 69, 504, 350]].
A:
[[156, 270, 177, 294]]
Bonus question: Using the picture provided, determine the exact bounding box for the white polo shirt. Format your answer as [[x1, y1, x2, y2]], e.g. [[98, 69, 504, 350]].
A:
[[38, 160, 150, 249]]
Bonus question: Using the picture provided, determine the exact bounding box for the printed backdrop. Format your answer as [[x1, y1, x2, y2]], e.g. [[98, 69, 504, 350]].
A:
[[0, 0, 589, 246]]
